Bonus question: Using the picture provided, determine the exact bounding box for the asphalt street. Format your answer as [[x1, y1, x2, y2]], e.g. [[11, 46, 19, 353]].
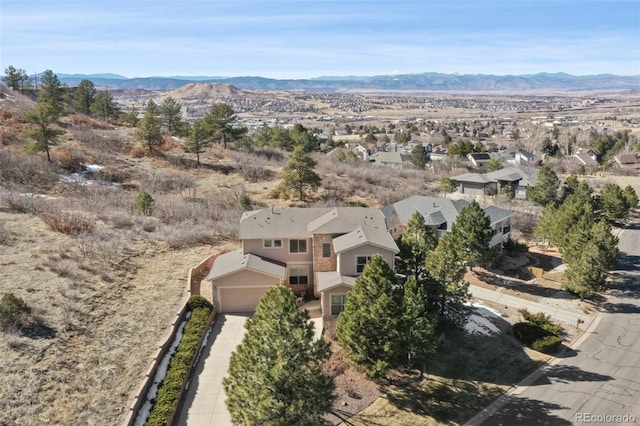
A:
[[467, 224, 640, 426]]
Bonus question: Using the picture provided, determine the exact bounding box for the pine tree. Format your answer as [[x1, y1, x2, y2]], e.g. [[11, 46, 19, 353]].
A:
[[38, 70, 66, 115], [450, 200, 495, 269], [184, 118, 208, 166], [159, 96, 183, 135], [73, 79, 96, 115], [279, 146, 322, 201], [135, 99, 163, 153], [527, 165, 560, 206], [90, 91, 120, 121], [203, 103, 246, 149], [425, 234, 470, 327], [599, 183, 629, 222], [224, 286, 335, 425], [623, 185, 639, 212], [395, 211, 437, 281], [336, 254, 403, 378], [23, 101, 64, 162], [401, 276, 437, 372]]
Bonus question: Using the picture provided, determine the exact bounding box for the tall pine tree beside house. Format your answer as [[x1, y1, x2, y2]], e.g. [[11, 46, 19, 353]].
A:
[[224, 286, 335, 425]]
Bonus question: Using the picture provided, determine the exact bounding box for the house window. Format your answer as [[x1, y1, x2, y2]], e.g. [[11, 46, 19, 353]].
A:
[[289, 266, 309, 285], [289, 239, 307, 253], [322, 243, 331, 258], [356, 255, 372, 274], [263, 239, 282, 248], [331, 294, 347, 315]]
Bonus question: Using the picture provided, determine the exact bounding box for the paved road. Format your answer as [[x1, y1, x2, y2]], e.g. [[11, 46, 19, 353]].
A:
[[467, 225, 640, 426]]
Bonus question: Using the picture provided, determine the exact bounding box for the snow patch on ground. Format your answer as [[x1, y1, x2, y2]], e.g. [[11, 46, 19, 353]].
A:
[[59, 164, 119, 186], [464, 302, 503, 336]]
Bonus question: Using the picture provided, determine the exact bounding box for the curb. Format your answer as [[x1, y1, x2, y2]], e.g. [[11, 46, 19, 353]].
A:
[[463, 309, 602, 426]]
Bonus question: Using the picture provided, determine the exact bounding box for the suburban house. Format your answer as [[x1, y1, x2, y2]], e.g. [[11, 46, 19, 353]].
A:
[[467, 152, 492, 170], [369, 151, 411, 168], [504, 149, 535, 166], [205, 198, 514, 316], [205, 207, 399, 316], [614, 153, 640, 171], [450, 166, 539, 199], [382, 195, 514, 249]]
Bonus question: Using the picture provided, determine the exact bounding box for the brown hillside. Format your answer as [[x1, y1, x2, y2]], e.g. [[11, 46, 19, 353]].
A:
[[167, 82, 241, 100]]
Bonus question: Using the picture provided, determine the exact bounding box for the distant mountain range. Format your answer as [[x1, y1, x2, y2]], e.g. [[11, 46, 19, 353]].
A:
[[56, 72, 640, 92]]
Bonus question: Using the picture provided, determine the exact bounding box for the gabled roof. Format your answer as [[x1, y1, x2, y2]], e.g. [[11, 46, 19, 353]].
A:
[[574, 153, 599, 167], [316, 271, 357, 292], [483, 206, 516, 224], [383, 195, 468, 232], [332, 226, 399, 254], [468, 152, 492, 161], [383, 195, 513, 229], [307, 208, 387, 234], [369, 151, 408, 163], [450, 172, 492, 184], [206, 249, 286, 281], [485, 166, 539, 186]]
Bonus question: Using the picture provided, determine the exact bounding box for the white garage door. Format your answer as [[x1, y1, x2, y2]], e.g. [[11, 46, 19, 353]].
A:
[[218, 287, 273, 313]]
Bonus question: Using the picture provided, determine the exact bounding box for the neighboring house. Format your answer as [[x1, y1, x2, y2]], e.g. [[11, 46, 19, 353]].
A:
[[614, 153, 640, 170], [573, 153, 600, 169], [369, 151, 411, 168], [382, 195, 514, 249], [205, 207, 399, 316], [504, 149, 535, 166], [467, 152, 492, 171], [450, 166, 539, 199]]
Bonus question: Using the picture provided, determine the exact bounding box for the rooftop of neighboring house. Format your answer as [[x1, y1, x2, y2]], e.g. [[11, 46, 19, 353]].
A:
[[382, 195, 514, 232], [574, 153, 600, 167], [369, 151, 408, 164], [468, 152, 492, 161], [451, 166, 539, 187], [238, 207, 389, 240]]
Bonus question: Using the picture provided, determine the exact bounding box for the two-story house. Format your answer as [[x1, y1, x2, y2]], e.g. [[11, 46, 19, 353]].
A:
[[205, 207, 399, 316]]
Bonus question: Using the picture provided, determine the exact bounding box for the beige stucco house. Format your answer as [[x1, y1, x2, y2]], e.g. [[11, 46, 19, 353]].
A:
[[205, 207, 399, 316]]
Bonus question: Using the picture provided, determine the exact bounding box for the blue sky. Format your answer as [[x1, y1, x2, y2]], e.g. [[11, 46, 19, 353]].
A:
[[1, 0, 639, 78]]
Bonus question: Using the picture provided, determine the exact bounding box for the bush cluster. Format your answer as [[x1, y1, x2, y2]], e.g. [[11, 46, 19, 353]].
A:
[[0, 293, 31, 332], [512, 322, 562, 354], [145, 296, 213, 426], [40, 211, 96, 235]]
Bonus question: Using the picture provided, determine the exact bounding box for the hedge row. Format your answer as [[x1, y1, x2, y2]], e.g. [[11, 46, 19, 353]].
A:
[[145, 296, 214, 426]]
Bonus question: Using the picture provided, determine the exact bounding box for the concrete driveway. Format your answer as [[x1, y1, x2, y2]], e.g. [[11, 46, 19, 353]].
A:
[[178, 314, 249, 426]]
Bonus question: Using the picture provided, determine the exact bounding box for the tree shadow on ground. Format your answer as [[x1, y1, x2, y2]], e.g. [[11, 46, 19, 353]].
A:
[[164, 154, 236, 174], [474, 270, 574, 300], [532, 364, 613, 385], [483, 396, 573, 425]]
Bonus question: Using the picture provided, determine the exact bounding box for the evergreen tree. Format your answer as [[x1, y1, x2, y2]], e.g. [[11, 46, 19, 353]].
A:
[[23, 100, 64, 162], [203, 103, 246, 149], [159, 96, 184, 135], [564, 241, 609, 298], [425, 234, 470, 327], [599, 183, 629, 222], [135, 99, 163, 153], [73, 79, 96, 115], [409, 145, 428, 169], [90, 91, 120, 121], [185, 118, 208, 166], [224, 286, 335, 425], [395, 211, 437, 281], [336, 254, 403, 378], [527, 165, 560, 206], [3, 66, 27, 92], [290, 123, 319, 152], [486, 157, 503, 172], [279, 146, 322, 201], [450, 200, 495, 269], [38, 70, 66, 115], [401, 276, 437, 372], [623, 185, 639, 212]]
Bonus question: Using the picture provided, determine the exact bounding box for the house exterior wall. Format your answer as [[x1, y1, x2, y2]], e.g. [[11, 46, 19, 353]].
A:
[[312, 234, 337, 272], [242, 238, 313, 264], [321, 284, 353, 318], [459, 182, 486, 196], [336, 246, 395, 276]]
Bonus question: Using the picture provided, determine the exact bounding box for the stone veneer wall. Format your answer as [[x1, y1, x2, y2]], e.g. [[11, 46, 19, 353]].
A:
[[312, 233, 337, 297]]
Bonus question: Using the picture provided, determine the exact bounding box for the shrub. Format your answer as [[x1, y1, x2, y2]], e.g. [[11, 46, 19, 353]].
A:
[[144, 299, 213, 426], [0, 293, 31, 332], [531, 335, 562, 354], [237, 193, 252, 211], [136, 190, 155, 215], [440, 177, 456, 193], [519, 309, 562, 335], [0, 191, 47, 214], [40, 211, 96, 235]]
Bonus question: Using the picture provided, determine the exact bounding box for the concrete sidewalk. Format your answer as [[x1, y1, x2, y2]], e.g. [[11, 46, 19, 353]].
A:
[[469, 284, 593, 329], [178, 314, 248, 426]]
